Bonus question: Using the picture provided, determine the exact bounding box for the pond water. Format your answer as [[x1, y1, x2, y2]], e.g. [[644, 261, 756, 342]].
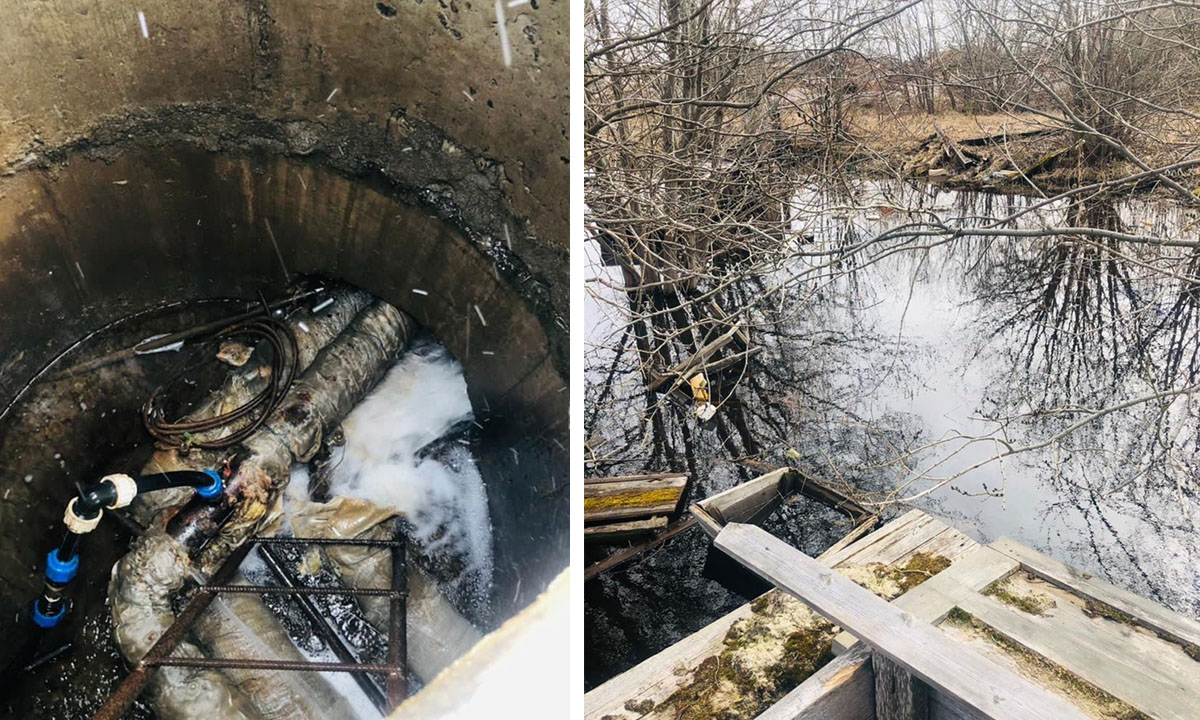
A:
[[584, 179, 1200, 688]]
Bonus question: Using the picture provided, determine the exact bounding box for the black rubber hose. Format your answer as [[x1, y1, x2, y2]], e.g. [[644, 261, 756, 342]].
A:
[[73, 470, 219, 518], [143, 316, 300, 450], [134, 470, 221, 496]]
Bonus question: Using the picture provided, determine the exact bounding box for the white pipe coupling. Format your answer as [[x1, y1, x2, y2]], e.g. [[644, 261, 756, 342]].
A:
[[64, 497, 102, 534], [103, 473, 138, 509]]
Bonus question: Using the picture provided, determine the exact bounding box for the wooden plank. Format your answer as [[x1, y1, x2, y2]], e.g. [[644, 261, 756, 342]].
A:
[[714, 524, 1089, 720], [820, 511, 933, 567], [582, 516, 697, 582], [957, 590, 1200, 720], [824, 510, 962, 569], [874, 652, 929, 720], [820, 517, 881, 562], [754, 644, 875, 720], [990, 536, 1200, 651], [689, 503, 723, 540], [585, 473, 690, 485], [583, 600, 759, 720], [698, 468, 790, 523], [584, 476, 688, 523], [585, 512, 979, 720], [584, 477, 688, 498], [583, 516, 668, 543], [834, 546, 1017, 654]]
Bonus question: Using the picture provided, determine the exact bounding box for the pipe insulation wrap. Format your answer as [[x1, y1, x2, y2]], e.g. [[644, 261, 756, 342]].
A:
[[132, 287, 373, 526], [289, 496, 484, 683], [111, 299, 415, 720]]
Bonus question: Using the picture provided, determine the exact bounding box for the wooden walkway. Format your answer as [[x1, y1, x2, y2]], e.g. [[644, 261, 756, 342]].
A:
[[586, 505, 1200, 720]]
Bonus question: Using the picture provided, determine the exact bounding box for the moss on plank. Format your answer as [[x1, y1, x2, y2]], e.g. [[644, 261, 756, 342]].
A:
[[1083, 600, 1137, 626], [584, 488, 681, 513], [944, 609, 1150, 719], [985, 578, 1056, 616], [649, 595, 835, 720]]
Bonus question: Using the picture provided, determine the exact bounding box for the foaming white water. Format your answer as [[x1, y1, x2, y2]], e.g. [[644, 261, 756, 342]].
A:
[[326, 342, 493, 600]]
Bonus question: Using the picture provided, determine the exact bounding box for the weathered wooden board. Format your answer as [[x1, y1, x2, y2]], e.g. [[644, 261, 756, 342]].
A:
[[957, 589, 1200, 720], [715, 523, 1089, 720], [754, 644, 875, 720], [991, 536, 1200, 651], [834, 546, 1018, 654], [584, 516, 669, 543], [820, 517, 882, 564], [874, 651, 929, 720], [582, 516, 698, 582], [584, 511, 978, 720], [694, 468, 790, 535], [584, 476, 689, 523], [820, 510, 974, 570], [586, 473, 691, 485], [689, 503, 724, 539]]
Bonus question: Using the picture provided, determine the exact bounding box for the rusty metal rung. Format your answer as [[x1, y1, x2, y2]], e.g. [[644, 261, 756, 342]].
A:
[[147, 656, 405, 673], [94, 526, 409, 720], [200, 584, 406, 598]]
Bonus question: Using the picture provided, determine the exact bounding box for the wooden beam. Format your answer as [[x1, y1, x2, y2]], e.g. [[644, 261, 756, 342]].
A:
[[873, 652, 928, 720], [584, 476, 688, 523], [957, 591, 1200, 720], [583, 516, 668, 544], [584, 473, 690, 485], [583, 516, 697, 582], [713, 523, 1089, 720], [697, 467, 790, 525], [689, 503, 723, 540], [585, 511, 981, 719], [833, 544, 1018, 654]]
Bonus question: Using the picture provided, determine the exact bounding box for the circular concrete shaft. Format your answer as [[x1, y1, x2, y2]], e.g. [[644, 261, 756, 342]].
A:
[[0, 1, 568, 711]]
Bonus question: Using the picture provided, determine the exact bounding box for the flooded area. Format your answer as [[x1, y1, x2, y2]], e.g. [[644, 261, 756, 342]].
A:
[[584, 180, 1200, 688]]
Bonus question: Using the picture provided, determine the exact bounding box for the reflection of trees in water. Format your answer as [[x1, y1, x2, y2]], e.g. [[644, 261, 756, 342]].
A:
[[958, 195, 1200, 615], [585, 267, 923, 501], [1154, 248, 1200, 388], [977, 200, 1145, 408]]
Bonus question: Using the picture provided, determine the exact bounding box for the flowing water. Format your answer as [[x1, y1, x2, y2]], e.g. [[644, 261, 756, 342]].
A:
[[584, 180, 1200, 688]]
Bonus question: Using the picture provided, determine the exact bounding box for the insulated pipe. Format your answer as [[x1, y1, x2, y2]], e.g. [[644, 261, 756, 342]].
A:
[[110, 301, 415, 720], [33, 470, 224, 629]]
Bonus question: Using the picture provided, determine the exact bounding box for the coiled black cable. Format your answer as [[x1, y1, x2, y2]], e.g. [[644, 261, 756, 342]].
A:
[[142, 316, 299, 450]]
